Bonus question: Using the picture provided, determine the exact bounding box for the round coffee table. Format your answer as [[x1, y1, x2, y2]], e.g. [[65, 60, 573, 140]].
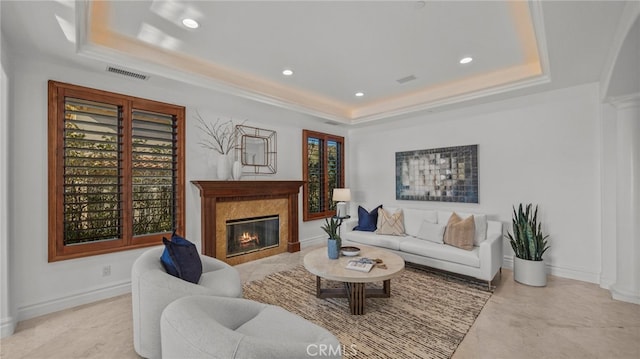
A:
[[303, 244, 405, 315]]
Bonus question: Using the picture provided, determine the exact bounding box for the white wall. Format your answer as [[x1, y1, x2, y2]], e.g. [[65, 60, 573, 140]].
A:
[[6, 53, 346, 323], [348, 83, 602, 283]]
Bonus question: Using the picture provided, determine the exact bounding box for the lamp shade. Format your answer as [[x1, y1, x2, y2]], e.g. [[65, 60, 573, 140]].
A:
[[332, 188, 351, 202]]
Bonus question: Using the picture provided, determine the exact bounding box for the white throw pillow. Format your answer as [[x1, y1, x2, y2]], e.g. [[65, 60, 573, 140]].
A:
[[415, 221, 446, 244], [470, 214, 487, 246], [402, 208, 438, 237]]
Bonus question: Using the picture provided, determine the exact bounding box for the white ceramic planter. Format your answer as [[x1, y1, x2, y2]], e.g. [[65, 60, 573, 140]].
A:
[[513, 256, 547, 287]]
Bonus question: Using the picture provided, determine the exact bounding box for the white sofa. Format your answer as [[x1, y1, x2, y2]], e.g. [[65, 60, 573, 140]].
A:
[[342, 207, 503, 288]]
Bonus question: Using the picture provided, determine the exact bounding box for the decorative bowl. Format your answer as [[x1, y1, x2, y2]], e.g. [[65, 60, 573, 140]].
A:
[[341, 246, 361, 257]]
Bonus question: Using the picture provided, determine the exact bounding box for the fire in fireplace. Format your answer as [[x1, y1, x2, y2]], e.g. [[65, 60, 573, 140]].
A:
[[226, 215, 279, 257]]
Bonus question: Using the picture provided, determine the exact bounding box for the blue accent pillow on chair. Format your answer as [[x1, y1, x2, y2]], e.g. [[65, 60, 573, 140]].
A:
[[160, 246, 179, 278], [353, 205, 382, 232], [160, 233, 203, 284]]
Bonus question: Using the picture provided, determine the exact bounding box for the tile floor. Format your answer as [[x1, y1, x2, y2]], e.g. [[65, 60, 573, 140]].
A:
[[1, 245, 638, 358]]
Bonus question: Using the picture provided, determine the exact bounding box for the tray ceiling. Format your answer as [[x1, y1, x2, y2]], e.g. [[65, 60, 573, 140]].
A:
[[79, 0, 547, 124]]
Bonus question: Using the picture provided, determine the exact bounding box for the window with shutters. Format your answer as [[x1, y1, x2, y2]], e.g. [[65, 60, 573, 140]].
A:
[[48, 81, 185, 261], [302, 130, 344, 221]]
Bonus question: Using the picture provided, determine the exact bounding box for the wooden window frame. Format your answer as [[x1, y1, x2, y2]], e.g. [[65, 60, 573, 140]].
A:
[[302, 130, 345, 221], [48, 80, 185, 262]]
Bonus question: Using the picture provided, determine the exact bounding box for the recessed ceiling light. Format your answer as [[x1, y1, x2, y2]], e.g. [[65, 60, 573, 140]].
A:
[[282, 69, 294, 76], [459, 57, 473, 64], [355, 92, 365, 97], [182, 18, 199, 29]]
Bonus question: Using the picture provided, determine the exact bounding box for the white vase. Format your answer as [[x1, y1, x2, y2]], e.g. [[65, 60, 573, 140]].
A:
[[513, 256, 547, 287], [216, 154, 231, 180], [207, 155, 217, 172], [231, 160, 242, 180]]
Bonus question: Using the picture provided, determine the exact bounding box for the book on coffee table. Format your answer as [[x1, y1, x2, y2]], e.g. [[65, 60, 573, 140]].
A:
[[345, 259, 374, 273]]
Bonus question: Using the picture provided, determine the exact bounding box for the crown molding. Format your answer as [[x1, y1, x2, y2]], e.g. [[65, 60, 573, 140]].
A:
[[351, 72, 551, 125], [606, 92, 640, 109]]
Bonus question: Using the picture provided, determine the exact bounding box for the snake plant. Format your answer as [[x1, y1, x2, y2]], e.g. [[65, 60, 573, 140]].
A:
[[321, 217, 342, 247], [506, 204, 549, 261]]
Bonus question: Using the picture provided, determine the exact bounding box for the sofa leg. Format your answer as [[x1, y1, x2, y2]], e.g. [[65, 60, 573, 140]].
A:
[[485, 268, 504, 291]]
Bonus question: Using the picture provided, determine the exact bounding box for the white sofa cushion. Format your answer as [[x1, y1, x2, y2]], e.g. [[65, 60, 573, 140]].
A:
[[345, 230, 402, 251], [438, 211, 487, 246], [415, 221, 446, 244], [399, 238, 480, 268], [402, 208, 438, 236]]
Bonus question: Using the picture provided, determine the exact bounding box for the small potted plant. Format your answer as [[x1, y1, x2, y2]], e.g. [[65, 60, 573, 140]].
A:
[[506, 203, 550, 286], [321, 217, 342, 259]]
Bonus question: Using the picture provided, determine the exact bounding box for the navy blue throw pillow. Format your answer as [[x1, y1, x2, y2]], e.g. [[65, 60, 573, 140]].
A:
[[353, 205, 382, 232], [160, 232, 189, 276], [160, 233, 203, 284], [160, 244, 179, 278]]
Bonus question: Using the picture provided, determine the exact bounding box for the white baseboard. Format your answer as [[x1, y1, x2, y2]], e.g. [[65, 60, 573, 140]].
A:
[[17, 280, 131, 322], [501, 257, 514, 272], [502, 256, 599, 284], [599, 275, 616, 290], [300, 236, 325, 248], [610, 284, 640, 305], [1, 316, 16, 338]]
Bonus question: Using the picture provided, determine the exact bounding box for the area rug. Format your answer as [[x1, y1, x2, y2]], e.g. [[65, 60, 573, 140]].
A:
[[242, 265, 492, 359]]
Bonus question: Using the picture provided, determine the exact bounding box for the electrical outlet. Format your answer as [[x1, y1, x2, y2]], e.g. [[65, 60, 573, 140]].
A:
[[102, 265, 111, 277]]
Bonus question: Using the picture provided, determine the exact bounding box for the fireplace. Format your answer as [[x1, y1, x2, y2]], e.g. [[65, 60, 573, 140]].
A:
[[192, 181, 305, 265], [226, 215, 279, 257]]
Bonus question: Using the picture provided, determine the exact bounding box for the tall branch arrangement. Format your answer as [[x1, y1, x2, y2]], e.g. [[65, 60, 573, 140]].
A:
[[195, 111, 239, 155]]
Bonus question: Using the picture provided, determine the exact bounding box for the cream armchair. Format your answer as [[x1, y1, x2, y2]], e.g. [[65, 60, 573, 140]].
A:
[[132, 247, 243, 359], [161, 295, 342, 359]]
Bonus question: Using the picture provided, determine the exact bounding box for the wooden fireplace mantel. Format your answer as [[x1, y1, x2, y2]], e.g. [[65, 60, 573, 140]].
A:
[[191, 181, 305, 260]]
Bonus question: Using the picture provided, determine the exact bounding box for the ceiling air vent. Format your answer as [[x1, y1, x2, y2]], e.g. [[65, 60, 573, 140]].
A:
[[396, 75, 417, 84], [106, 66, 149, 81]]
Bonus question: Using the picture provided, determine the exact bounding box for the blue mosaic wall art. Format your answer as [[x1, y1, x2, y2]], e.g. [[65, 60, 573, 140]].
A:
[[396, 145, 478, 203]]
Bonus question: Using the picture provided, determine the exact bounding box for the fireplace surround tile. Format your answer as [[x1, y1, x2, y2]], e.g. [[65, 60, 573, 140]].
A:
[[216, 199, 289, 265]]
